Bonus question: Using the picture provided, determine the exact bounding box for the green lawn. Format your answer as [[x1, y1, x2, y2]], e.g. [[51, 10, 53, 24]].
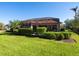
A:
[[0, 32, 79, 56]]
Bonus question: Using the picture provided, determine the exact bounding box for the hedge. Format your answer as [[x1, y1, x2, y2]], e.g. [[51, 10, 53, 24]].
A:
[[39, 32, 56, 40], [36, 27, 47, 34], [13, 27, 47, 36], [39, 32, 72, 40], [62, 32, 71, 39], [18, 28, 33, 36]]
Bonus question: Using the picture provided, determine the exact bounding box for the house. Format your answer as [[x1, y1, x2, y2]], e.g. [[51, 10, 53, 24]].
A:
[[21, 17, 60, 31]]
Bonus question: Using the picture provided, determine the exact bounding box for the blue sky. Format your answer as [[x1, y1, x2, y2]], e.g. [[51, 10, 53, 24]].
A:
[[0, 2, 79, 24]]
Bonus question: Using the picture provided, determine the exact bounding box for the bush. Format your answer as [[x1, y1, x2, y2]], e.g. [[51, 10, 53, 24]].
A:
[[63, 32, 71, 39], [18, 28, 33, 36], [64, 29, 72, 32], [65, 30, 69, 32], [37, 27, 47, 34], [12, 29, 19, 34], [40, 32, 56, 40], [55, 33, 64, 40], [40, 32, 72, 40]]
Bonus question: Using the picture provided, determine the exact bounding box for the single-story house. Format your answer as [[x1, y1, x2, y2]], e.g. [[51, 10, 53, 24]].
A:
[[21, 17, 60, 31]]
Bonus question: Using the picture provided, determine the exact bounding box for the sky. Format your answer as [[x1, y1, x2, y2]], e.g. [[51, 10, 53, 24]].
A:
[[0, 2, 79, 24]]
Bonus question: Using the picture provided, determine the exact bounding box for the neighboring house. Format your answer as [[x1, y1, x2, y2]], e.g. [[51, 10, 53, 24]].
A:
[[21, 17, 60, 31], [5, 24, 10, 31]]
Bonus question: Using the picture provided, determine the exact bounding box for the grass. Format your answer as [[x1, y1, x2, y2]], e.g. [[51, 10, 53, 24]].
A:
[[0, 32, 79, 55]]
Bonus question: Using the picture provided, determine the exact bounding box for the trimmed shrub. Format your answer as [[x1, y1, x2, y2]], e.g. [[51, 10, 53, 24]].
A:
[[40, 32, 72, 40], [18, 28, 33, 36], [13, 29, 18, 32], [64, 29, 72, 32], [63, 32, 71, 39], [12, 29, 19, 34], [40, 32, 56, 40], [55, 33, 64, 40], [39, 32, 56, 40], [37, 27, 47, 34]]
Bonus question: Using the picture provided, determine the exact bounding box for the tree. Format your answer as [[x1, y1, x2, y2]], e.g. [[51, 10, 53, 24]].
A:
[[65, 6, 79, 33], [9, 20, 21, 32], [70, 6, 78, 19], [64, 19, 73, 29]]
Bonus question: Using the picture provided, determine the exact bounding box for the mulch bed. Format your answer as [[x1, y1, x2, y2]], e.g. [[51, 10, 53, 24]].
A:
[[62, 39, 77, 43]]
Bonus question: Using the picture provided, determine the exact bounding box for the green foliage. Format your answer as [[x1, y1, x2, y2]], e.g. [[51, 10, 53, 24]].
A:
[[40, 32, 56, 40], [36, 27, 47, 34], [64, 9, 79, 34], [64, 19, 74, 29], [40, 32, 72, 40], [9, 20, 21, 32], [63, 32, 71, 39], [55, 33, 64, 40], [65, 19, 79, 33], [18, 28, 33, 36], [12, 29, 19, 35]]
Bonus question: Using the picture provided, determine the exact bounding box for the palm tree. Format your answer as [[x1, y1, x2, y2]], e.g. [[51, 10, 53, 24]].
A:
[[9, 20, 21, 32], [70, 6, 78, 20]]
